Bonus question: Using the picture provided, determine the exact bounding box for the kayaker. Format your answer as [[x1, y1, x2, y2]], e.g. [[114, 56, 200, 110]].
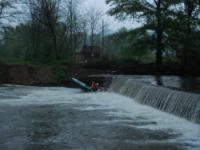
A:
[[91, 81, 98, 92]]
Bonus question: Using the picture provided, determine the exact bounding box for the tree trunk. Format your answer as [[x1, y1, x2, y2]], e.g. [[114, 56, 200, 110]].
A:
[[156, 28, 163, 70], [182, 0, 193, 71], [91, 29, 94, 53], [155, 0, 163, 71], [49, 22, 59, 60], [182, 20, 191, 70], [51, 28, 59, 60]]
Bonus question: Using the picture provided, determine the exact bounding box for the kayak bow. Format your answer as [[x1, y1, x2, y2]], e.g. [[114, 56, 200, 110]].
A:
[[71, 78, 92, 92]]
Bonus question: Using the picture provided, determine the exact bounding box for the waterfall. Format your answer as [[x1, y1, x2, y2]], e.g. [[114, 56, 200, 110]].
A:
[[108, 77, 200, 124]]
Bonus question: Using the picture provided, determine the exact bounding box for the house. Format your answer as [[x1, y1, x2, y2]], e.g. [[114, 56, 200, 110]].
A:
[[76, 45, 101, 63]]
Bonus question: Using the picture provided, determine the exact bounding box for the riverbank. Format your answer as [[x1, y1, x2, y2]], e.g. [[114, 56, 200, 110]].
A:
[[0, 65, 58, 85], [0, 64, 200, 88], [0, 65, 112, 87]]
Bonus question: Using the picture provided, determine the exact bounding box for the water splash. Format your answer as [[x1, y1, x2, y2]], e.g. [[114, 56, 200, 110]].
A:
[[109, 77, 200, 124]]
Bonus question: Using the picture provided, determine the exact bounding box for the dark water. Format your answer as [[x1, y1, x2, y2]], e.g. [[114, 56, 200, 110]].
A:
[[114, 75, 200, 93], [0, 85, 200, 150]]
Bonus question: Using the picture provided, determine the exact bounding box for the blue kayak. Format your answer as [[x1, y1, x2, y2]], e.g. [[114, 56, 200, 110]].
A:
[[71, 78, 92, 92]]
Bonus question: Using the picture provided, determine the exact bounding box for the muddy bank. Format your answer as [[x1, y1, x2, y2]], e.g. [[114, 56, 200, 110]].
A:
[[0, 65, 58, 85], [0, 65, 112, 87], [2, 63, 199, 88]]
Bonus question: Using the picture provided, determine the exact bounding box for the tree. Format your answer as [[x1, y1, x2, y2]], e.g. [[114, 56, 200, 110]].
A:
[[87, 7, 102, 47], [101, 20, 110, 53], [26, 0, 61, 61], [106, 0, 181, 70], [182, 0, 200, 69], [1, 0, 86, 63], [165, 0, 200, 69], [64, 0, 81, 56]]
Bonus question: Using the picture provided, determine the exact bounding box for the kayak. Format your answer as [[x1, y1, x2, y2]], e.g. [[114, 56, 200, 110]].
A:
[[71, 78, 92, 92]]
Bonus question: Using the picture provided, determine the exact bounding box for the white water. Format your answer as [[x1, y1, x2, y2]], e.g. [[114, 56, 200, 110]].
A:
[[72, 92, 200, 148], [0, 86, 200, 150], [109, 78, 200, 124], [0, 86, 200, 149]]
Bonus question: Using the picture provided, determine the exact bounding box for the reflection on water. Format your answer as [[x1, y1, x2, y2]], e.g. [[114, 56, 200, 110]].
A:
[[180, 77, 200, 93]]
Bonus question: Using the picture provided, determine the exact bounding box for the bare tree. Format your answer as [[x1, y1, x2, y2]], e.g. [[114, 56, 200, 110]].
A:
[[81, 15, 88, 46], [26, 0, 42, 59], [87, 7, 102, 47], [101, 20, 110, 53], [16, 0, 84, 61], [64, 0, 81, 54], [26, 0, 61, 60]]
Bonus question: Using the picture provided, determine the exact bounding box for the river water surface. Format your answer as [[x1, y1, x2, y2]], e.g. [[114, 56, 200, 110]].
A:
[[0, 85, 200, 150]]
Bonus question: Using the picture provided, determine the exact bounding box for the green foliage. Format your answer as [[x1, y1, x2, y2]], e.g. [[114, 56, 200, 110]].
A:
[[0, 23, 73, 65], [0, 59, 5, 65], [106, 0, 200, 68], [106, 0, 186, 68], [0, 0, 200, 70], [51, 66, 66, 81], [105, 27, 155, 63]]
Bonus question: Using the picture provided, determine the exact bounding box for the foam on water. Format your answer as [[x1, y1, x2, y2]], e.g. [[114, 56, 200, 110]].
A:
[[73, 92, 200, 149], [0, 85, 200, 149], [108, 78, 200, 124], [0, 86, 81, 105]]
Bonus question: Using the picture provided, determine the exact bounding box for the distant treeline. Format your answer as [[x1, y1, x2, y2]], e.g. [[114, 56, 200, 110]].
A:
[[0, 0, 200, 72], [0, 0, 104, 65]]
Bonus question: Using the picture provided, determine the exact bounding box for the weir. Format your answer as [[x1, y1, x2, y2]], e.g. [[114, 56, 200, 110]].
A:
[[108, 77, 200, 124]]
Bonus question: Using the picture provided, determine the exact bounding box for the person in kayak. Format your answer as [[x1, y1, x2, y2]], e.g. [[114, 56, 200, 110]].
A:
[[91, 81, 99, 92]]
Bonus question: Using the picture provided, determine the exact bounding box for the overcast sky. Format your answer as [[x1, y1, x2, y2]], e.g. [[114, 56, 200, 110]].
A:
[[82, 0, 138, 31], [1, 0, 139, 31]]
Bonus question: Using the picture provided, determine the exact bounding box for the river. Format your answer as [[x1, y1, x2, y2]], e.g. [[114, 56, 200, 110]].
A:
[[115, 75, 200, 93], [0, 85, 200, 150]]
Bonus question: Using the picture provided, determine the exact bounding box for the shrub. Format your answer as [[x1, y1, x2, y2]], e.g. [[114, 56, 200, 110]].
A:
[[51, 66, 66, 82]]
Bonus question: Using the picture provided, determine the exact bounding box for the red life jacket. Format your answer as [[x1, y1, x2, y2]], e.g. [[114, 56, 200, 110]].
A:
[[91, 82, 98, 91]]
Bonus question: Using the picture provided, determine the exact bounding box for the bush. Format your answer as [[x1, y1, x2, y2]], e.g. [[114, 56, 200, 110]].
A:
[[0, 59, 5, 65], [51, 66, 66, 81]]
